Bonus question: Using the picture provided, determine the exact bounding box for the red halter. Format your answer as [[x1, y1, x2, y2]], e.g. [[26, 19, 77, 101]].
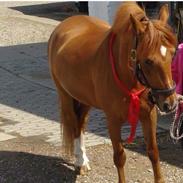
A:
[[109, 32, 145, 143]]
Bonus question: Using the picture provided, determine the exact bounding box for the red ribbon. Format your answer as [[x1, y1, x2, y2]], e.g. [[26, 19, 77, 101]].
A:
[[109, 32, 145, 143]]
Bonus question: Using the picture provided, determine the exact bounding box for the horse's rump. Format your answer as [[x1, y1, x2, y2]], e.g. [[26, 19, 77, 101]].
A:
[[49, 15, 110, 64]]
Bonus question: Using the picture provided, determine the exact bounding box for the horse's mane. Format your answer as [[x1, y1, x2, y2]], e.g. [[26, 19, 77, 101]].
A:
[[112, 2, 177, 55], [112, 2, 145, 33]]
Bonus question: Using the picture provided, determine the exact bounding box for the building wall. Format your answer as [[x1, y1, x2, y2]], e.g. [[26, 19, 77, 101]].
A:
[[88, 1, 121, 25]]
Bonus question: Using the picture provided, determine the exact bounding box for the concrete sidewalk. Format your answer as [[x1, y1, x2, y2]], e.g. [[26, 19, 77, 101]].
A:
[[0, 2, 168, 148]]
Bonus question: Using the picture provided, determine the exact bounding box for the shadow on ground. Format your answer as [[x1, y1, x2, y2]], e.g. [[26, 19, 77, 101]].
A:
[[0, 140, 182, 183], [10, 2, 85, 21], [126, 135, 183, 166], [0, 151, 77, 183], [0, 42, 59, 122]]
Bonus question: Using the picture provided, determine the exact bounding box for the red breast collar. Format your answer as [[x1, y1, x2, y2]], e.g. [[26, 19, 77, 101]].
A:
[[109, 32, 145, 143]]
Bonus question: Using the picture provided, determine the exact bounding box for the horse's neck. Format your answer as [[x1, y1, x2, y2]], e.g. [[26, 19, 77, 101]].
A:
[[94, 30, 138, 93], [111, 32, 137, 89]]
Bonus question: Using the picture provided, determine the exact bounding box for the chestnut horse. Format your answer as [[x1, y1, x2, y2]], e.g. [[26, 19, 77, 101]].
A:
[[48, 3, 177, 183]]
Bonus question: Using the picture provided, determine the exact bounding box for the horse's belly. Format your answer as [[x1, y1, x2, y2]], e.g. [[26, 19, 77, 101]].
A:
[[63, 83, 97, 107]]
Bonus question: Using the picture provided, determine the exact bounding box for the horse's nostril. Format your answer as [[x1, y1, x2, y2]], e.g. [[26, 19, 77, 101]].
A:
[[163, 102, 170, 112]]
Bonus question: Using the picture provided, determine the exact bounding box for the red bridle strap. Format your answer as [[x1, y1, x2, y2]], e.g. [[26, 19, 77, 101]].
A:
[[109, 32, 145, 143]]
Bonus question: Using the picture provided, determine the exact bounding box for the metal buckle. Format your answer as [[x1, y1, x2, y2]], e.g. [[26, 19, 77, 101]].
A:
[[148, 91, 156, 104], [130, 49, 137, 62]]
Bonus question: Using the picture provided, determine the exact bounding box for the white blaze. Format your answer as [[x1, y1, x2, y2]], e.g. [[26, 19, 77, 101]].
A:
[[160, 45, 167, 57]]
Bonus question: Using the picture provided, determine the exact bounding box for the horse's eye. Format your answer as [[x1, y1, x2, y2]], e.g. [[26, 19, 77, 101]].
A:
[[144, 59, 153, 65]]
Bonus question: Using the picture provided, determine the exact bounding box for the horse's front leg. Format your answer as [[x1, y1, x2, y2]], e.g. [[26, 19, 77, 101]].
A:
[[108, 117, 126, 183], [140, 107, 165, 183]]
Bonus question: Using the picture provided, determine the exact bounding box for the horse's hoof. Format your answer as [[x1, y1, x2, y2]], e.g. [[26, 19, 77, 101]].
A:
[[156, 179, 165, 183], [76, 164, 91, 175]]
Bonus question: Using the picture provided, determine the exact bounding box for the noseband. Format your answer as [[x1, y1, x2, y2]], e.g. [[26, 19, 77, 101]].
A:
[[130, 38, 176, 104]]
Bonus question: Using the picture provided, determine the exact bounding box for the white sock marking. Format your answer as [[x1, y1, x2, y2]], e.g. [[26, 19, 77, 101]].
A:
[[74, 132, 90, 169]]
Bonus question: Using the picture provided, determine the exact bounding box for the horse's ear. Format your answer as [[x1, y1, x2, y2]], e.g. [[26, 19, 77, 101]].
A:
[[130, 14, 147, 35], [159, 4, 169, 25]]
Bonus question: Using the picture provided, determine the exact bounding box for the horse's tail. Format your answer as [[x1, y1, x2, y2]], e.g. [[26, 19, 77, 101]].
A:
[[51, 72, 90, 158], [52, 73, 80, 157]]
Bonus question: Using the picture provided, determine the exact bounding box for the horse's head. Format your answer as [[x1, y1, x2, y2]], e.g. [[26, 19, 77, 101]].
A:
[[130, 4, 177, 113]]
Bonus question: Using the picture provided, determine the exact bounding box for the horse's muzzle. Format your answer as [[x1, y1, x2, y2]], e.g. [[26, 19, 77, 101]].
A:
[[148, 84, 178, 114], [162, 100, 177, 113], [155, 94, 178, 114]]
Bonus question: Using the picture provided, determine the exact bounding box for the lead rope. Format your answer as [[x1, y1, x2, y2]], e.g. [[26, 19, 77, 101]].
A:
[[169, 12, 183, 142], [170, 99, 183, 142], [170, 14, 183, 142]]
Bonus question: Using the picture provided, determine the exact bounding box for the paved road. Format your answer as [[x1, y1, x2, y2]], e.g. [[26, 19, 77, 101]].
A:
[[0, 2, 167, 148]]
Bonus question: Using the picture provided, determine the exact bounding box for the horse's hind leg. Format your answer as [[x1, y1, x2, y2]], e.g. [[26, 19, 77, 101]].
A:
[[52, 72, 91, 174], [73, 99, 91, 174], [58, 88, 91, 174]]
